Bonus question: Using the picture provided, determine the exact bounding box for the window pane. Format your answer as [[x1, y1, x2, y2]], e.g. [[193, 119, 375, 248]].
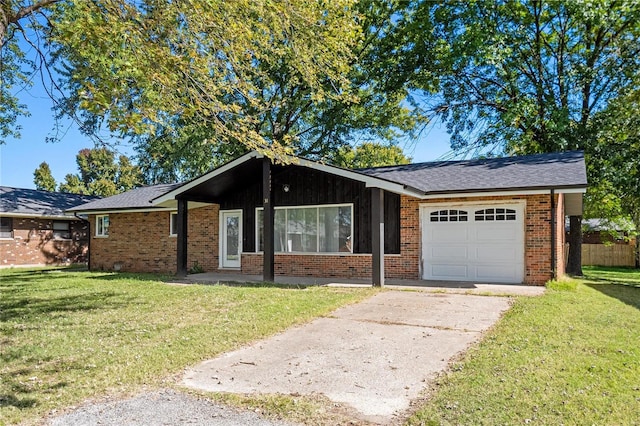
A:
[[171, 213, 178, 235], [0, 217, 12, 238], [287, 208, 317, 252], [319, 207, 339, 252], [53, 221, 71, 239], [272, 209, 285, 252], [226, 216, 239, 259], [338, 206, 352, 252], [257, 210, 264, 251]]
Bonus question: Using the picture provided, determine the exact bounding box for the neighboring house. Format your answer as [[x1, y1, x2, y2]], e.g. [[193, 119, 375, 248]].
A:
[[579, 218, 636, 245], [0, 187, 100, 267], [68, 151, 587, 285], [569, 218, 637, 267]]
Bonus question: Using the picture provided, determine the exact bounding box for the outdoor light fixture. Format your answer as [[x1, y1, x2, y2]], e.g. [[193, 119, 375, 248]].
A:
[[283, 184, 290, 193]]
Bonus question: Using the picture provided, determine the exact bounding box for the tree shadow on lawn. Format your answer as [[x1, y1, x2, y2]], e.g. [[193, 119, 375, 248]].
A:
[[585, 278, 640, 311]]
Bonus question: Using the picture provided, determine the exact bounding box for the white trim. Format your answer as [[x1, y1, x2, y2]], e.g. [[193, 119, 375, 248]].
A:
[[152, 151, 423, 206], [219, 209, 243, 269], [70, 202, 211, 216], [95, 215, 109, 237], [418, 187, 586, 200], [420, 199, 527, 208], [169, 211, 178, 237], [255, 203, 354, 254], [419, 200, 526, 283], [293, 157, 421, 196], [0, 212, 84, 220], [154, 152, 263, 205]]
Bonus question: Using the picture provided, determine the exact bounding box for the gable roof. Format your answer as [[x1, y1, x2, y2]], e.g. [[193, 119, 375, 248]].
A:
[[66, 183, 180, 213], [359, 151, 587, 195], [67, 150, 588, 213], [0, 186, 101, 219]]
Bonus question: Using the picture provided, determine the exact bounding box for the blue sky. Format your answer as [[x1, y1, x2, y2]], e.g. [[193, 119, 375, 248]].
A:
[[0, 82, 454, 190]]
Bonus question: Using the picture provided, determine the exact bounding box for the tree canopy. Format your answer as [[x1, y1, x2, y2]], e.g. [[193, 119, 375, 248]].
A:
[[33, 161, 56, 191], [35, 147, 143, 196]]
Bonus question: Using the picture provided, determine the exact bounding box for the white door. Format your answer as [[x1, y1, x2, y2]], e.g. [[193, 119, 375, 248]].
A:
[[422, 203, 525, 283], [221, 210, 242, 268]]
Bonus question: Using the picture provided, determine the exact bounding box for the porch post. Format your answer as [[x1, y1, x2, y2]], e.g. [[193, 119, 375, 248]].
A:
[[262, 157, 275, 281], [371, 187, 385, 287], [176, 198, 188, 278]]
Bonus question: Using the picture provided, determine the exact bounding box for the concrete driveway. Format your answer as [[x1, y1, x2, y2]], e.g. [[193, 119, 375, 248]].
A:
[[183, 290, 513, 424]]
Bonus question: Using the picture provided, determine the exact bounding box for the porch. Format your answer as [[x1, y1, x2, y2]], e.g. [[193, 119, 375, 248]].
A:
[[179, 272, 546, 296]]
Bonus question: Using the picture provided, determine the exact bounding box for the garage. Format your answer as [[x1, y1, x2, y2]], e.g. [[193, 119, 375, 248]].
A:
[[421, 202, 525, 283]]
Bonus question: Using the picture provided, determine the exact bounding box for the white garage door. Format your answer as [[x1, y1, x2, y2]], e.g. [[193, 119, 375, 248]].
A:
[[422, 203, 525, 283]]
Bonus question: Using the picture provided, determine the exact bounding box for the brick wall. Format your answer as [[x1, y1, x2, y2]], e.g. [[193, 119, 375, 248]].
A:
[[89, 205, 219, 273], [88, 193, 563, 285], [0, 217, 89, 266]]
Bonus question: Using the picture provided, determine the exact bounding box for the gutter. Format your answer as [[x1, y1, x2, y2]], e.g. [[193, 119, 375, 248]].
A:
[[550, 189, 557, 280], [74, 213, 91, 270]]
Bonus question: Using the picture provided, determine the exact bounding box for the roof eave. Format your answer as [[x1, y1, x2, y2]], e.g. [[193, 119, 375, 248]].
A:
[[418, 185, 587, 199]]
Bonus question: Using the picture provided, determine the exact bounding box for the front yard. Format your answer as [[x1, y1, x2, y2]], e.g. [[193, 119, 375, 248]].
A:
[[0, 269, 375, 425], [1, 267, 639, 425], [408, 267, 640, 425]]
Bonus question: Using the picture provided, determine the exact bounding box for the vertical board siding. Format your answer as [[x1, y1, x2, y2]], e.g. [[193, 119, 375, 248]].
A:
[[220, 164, 401, 254]]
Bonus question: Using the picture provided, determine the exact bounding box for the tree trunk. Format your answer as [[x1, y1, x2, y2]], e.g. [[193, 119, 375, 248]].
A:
[[566, 215, 583, 276]]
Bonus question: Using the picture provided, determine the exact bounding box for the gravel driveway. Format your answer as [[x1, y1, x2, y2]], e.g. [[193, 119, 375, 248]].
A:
[[46, 389, 293, 426]]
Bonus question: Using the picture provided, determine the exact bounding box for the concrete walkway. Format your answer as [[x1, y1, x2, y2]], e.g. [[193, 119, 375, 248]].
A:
[[183, 291, 514, 424], [184, 272, 546, 297]]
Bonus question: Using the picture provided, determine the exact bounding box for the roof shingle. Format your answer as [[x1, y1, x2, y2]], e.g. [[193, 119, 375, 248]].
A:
[[66, 184, 180, 212], [0, 187, 101, 217], [358, 151, 587, 194]]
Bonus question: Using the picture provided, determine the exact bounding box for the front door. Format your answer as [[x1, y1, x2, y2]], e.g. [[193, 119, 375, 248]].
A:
[[221, 210, 242, 268]]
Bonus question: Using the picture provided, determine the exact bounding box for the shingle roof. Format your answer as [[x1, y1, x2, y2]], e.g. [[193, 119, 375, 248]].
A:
[[0, 187, 101, 218], [358, 151, 587, 194], [66, 183, 180, 212]]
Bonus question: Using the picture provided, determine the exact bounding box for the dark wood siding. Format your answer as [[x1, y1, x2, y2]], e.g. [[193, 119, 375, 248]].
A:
[[219, 164, 400, 254]]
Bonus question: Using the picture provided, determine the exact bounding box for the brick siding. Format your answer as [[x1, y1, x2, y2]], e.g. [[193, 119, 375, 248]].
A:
[[88, 193, 564, 285], [0, 217, 89, 266], [89, 205, 219, 273]]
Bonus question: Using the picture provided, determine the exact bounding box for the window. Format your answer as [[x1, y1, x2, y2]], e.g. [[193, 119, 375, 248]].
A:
[[430, 209, 468, 222], [475, 208, 517, 221], [257, 204, 352, 253], [96, 215, 109, 236], [0, 217, 13, 239], [170, 212, 178, 236], [53, 221, 71, 240]]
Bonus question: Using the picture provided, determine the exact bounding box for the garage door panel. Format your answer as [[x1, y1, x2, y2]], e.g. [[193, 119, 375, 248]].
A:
[[431, 245, 468, 259], [476, 264, 520, 281], [475, 225, 519, 241], [432, 226, 468, 241], [475, 246, 518, 262], [423, 203, 524, 284], [430, 264, 468, 280]]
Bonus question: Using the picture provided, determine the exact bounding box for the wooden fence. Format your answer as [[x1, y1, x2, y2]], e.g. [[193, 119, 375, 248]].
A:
[[580, 244, 636, 267]]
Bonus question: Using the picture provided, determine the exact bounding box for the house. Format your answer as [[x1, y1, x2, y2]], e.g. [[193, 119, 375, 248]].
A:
[[68, 151, 587, 285], [0, 187, 100, 267]]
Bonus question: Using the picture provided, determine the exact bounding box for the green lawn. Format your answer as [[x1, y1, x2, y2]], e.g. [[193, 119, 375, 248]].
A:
[[407, 267, 640, 425], [0, 268, 376, 425]]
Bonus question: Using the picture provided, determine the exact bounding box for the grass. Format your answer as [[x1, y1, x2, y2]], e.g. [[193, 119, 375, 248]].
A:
[[0, 268, 377, 425], [407, 266, 640, 425]]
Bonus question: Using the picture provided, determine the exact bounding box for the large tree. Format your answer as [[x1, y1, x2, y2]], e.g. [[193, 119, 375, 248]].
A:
[[33, 161, 56, 191], [131, 0, 423, 182], [388, 0, 640, 274], [56, 147, 143, 196], [4, 1, 422, 182], [587, 88, 640, 267]]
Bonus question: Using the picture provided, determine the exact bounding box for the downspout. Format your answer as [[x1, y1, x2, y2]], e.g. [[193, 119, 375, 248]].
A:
[[550, 189, 557, 280], [74, 213, 90, 270]]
